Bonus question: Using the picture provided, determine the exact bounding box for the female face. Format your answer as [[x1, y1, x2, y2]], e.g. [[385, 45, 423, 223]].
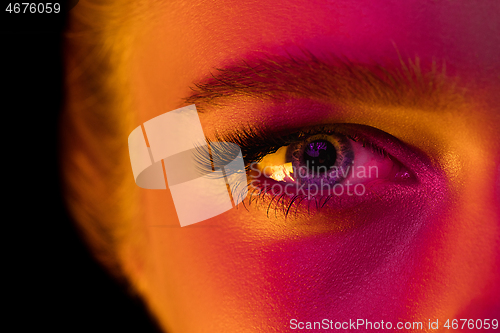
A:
[[124, 0, 500, 332]]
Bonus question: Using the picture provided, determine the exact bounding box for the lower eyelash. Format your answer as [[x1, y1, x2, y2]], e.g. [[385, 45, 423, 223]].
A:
[[240, 177, 338, 219], [242, 184, 305, 219]]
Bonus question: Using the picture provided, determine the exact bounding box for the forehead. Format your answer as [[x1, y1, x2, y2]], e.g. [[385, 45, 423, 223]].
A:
[[149, 1, 498, 65], [132, 0, 500, 121]]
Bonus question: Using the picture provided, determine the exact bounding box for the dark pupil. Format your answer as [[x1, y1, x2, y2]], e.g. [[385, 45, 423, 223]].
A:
[[303, 139, 337, 174]]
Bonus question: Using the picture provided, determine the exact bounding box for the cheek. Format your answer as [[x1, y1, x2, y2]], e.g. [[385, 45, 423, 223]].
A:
[[403, 161, 500, 321], [137, 119, 500, 331], [143, 158, 499, 331], [149, 180, 442, 327]]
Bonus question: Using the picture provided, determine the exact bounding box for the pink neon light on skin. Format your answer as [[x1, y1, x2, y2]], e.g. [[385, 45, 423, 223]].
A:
[[118, 0, 500, 332]]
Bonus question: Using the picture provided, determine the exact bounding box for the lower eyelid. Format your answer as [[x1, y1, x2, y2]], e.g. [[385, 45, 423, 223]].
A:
[[239, 174, 420, 223]]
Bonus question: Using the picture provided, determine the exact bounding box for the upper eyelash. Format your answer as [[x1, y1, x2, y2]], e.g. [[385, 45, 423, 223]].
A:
[[350, 135, 389, 158], [210, 125, 295, 167], [202, 124, 390, 171], [192, 140, 245, 177]]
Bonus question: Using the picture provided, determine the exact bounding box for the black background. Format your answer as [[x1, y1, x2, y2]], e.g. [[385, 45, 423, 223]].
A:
[[3, 1, 164, 332]]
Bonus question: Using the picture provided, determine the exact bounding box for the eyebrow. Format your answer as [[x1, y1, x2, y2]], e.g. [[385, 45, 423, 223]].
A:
[[184, 50, 463, 112]]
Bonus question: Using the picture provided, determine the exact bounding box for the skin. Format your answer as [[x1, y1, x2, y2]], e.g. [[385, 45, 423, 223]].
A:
[[120, 1, 500, 332]]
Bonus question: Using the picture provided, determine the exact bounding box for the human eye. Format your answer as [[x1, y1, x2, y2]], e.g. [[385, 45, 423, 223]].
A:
[[202, 122, 419, 220], [252, 124, 410, 187]]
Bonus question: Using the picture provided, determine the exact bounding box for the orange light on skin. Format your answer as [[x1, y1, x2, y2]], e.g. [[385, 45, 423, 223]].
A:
[[120, 1, 500, 332]]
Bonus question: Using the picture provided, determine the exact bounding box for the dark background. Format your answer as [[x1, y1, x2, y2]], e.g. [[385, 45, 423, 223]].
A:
[[2, 2, 163, 332]]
